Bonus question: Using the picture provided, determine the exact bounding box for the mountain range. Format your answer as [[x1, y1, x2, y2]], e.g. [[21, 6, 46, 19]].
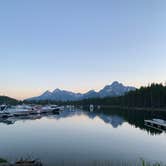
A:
[[26, 81, 136, 101]]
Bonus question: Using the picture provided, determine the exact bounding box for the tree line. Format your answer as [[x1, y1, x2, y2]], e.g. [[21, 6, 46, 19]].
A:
[[64, 83, 166, 108], [0, 96, 21, 105], [2, 83, 166, 109]]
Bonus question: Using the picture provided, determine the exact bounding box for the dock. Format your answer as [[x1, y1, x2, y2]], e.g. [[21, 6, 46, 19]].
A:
[[0, 105, 63, 119], [144, 119, 166, 131]]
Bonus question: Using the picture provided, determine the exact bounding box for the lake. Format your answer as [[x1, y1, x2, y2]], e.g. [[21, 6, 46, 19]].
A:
[[0, 108, 166, 166]]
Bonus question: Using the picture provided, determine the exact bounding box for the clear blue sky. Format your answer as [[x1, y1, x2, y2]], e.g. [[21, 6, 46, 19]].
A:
[[0, 0, 166, 99]]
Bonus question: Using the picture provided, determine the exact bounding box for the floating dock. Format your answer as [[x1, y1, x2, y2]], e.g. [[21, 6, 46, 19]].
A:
[[144, 119, 166, 131]]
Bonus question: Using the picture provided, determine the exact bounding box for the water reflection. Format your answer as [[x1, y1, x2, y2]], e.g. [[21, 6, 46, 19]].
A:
[[0, 108, 165, 135], [0, 108, 166, 165], [94, 108, 166, 135]]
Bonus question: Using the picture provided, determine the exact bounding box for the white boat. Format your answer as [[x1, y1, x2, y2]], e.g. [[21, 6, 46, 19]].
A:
[[0, 104, 61, 118], [0, 104, 43, 117], [0, 104, 7, 111], [6, 105, 32, 116], [89, 104, 94, 112], [0, 104, 11, 118], [56, 106, 65, 111], [144, 119, 166, 131], [40, 105, 60, 113]]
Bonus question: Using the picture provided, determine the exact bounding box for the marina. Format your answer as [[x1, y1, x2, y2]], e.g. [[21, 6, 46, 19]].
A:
[[0, 109, 166, 166], [0, 104, 63, 118]]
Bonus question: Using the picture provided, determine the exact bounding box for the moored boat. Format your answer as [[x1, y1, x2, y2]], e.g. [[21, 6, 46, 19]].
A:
[[0, 104, 62, 118], [40, 105, 60, 114], [0, 104, 11, 118], [6, 105, 32, 116], [89, 104, 94, 112], [0, 104, 7, 111]]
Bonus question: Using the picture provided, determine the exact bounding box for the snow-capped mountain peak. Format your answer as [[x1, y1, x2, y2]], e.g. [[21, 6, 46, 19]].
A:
[[26, 81, 136, 101], [53, 88, 61, 93], [42, 90, 52, 96], [99, 81, 135, 97]]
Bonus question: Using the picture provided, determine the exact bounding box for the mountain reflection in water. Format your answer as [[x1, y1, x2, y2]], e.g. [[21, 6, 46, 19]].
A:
[[0, 108, 165, 135], [0, 108, 166, 166]]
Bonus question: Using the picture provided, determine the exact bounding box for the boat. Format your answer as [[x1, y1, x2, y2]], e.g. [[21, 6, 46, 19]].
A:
[[28, 105, 42, 114], [1, 104, 34, 117], [89, 104, 94, 112], [0, 104, 12, 118], [56, 106, 65, 111], [6, 105, 32, 116], [0, 104, 62, 118], [144, 119, 166, 131], [0, 104, 7, 111], [40, 105, 60, 114]]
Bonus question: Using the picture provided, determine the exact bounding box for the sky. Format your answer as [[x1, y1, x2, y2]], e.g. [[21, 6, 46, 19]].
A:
[[0, 0, 166, 99]]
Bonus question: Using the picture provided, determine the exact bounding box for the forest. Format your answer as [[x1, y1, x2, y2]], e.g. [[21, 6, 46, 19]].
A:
[[1, 83, 166, 109], [63, 83, 166, 108], [23, 83, 166, 109], [0, 96, 21, 105]]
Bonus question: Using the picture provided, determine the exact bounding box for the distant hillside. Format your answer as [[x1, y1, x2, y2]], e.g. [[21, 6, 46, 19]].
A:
[[69, 83, 166, 109], [26, 81, 136, 102], [0, 96, 20, 105]]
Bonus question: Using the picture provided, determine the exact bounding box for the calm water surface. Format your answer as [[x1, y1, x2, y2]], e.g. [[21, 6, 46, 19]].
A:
[[0, 108, 166, 165]]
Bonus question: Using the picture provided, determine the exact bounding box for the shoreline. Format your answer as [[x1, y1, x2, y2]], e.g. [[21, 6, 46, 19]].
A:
[[100, 105, 166, 112]]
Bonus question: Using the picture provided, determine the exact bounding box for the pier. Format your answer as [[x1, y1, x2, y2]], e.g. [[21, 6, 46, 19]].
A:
[[144, 119, 166, 131]]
